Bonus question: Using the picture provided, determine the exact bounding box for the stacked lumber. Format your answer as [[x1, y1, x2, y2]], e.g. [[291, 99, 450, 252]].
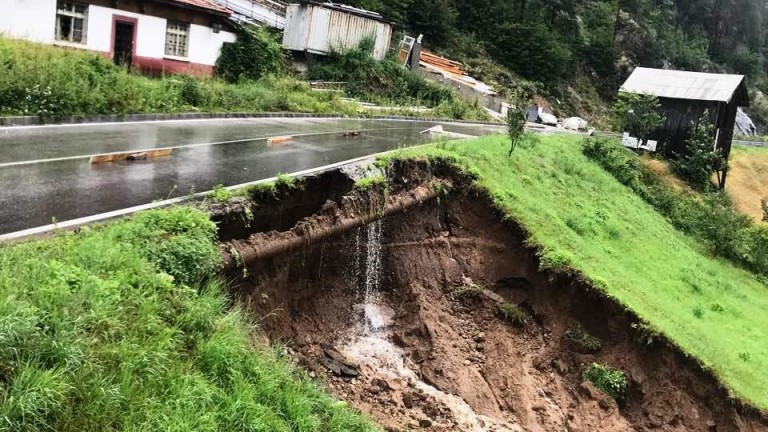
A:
[[420, 51, 463, 76]]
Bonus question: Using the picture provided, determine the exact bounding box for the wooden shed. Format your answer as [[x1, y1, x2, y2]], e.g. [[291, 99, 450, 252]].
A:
[[620, 67, 749, 172]]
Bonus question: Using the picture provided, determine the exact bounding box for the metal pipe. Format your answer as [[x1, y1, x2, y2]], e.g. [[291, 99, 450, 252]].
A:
[[222, 185, 440, 269]]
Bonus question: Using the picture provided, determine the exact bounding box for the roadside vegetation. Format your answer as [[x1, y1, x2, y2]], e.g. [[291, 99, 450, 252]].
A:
[[389, 134, 768, 410], [0, 37, 356, 118], [0, 207, 374, 431], [0, 32, 489, 122], [307, 39, 490, 121]]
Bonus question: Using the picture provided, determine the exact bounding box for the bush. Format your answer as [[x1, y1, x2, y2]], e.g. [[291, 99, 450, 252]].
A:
[[670, 117, 727, 190], [583, 363, 628, 400], [216, 25, 284, 84], [582, 135, 641, 188]]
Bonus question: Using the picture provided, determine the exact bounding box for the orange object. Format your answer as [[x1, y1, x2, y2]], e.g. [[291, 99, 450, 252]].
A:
[[89, 148, 173, 164], [267, 136, 294, 145]]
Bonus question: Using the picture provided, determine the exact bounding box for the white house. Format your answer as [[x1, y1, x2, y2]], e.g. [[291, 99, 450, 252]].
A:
[[0, 0, 237, 76]]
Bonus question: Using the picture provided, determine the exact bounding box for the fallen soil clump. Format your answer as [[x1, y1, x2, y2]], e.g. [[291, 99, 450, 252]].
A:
[[223, 162, 768, 431]]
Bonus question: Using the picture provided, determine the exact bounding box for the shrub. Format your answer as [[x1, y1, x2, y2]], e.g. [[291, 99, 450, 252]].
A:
[[583, 363, 628, 400], [216, 25, 284, 83], [670, 116, 727, 190], [208, 184, 233, 203], [497, 302, 528, 326], [582, 136, 641, 188], [564, 325, 602, 352]]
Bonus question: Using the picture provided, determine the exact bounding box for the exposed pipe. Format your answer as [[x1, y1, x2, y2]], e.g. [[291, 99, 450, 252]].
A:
[[222, 185, 441, 269]]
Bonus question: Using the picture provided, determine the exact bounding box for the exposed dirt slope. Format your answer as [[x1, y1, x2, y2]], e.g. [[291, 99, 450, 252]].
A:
[[223, 164, 768, 431], [727, 147, 768, 222]]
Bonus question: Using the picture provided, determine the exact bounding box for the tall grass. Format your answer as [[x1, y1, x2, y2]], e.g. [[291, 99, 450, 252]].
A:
[[391, 134, 768, 410], [0, 37, 357, 117], [0, 207, 374, 431]]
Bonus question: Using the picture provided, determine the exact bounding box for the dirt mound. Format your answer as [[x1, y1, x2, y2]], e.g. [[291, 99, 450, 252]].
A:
[[224, 165, 768, 432]]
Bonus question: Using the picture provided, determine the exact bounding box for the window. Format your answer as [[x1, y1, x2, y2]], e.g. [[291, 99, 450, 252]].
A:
[[165, 21, 189, 58], [55, 1, 88, 44]]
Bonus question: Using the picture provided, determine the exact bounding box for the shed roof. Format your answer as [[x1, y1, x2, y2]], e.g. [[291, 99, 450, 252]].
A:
[[163, 0, 231, 16], [620, 67, 748, 105]]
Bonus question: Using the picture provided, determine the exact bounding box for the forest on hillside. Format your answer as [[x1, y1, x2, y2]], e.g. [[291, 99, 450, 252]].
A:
[[344, 0, 768, 127]]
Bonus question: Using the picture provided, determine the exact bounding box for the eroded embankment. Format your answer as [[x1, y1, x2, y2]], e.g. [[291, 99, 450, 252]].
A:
[[217, 161, 768, 432]]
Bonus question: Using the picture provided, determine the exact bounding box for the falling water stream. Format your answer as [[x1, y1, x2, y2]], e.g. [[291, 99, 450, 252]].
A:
[[337, 218, 510, 431]]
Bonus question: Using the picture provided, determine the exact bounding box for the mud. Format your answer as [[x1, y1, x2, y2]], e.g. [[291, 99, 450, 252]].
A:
[[223, 162, 768, 432]]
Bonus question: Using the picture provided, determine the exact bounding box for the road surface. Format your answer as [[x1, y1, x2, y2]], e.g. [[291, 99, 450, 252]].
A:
[[0, 117, 504, 234]]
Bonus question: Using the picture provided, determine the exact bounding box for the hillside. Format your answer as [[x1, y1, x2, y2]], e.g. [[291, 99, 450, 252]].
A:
[[344, 0, 768, 129], [393, 135, 768, 410], [728, 146, 768, 221]]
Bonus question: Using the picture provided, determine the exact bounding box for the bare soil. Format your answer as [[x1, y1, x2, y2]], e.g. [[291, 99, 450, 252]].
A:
[[225, 163, 768, 432]]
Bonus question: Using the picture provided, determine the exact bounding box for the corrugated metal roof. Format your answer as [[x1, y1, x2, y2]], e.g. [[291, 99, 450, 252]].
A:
[[620, 67, 745, 103], [168, 0, 230, 15]]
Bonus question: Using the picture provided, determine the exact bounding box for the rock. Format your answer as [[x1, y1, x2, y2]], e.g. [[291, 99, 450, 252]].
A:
[[419, 418, 433, 428], [736, 108, 757, 136], [474, 332, 486, 343], [532, 404, 546, 412], [463, 359, 472, 366], [402, 393, 415, 409], [293, 334, 308, 347], [318, 344, 359, 377], [579, 381, 600, 400], [563, 117, 588, 131], [391, 332, 408, 347], [551, 358, 570, 375], [598, 399, 611, 411], [707, 420, 717, 430]]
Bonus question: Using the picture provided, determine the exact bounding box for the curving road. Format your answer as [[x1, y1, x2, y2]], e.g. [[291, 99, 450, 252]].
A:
[[0, 117, 504, 235]]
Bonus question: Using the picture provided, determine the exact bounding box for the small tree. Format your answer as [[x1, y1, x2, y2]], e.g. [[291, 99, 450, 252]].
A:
[[507, 91, 528, 155], [761, 198, 768, 222], [611, 92, 664, 148], [671, 116, 728, 190]]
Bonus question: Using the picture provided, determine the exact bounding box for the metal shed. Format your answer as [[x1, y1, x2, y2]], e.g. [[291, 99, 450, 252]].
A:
[[281, 1, 393, 60], [620, 67, 749, 187]]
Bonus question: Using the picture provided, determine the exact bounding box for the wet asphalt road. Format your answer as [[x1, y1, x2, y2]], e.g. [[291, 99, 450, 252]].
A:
[[0, 118, 504, 234]]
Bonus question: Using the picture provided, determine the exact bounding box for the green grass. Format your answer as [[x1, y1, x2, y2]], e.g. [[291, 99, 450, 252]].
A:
[[391, 134, 768, 410], [0, 207, 374, 431], [0, 37, 357, 118], [583, 363, 628, 400]]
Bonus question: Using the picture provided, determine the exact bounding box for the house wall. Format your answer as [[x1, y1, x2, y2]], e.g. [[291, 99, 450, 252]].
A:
[[0, 0, 58, 43], [0, 0, 235, 76], [282, 3, 392, 60]]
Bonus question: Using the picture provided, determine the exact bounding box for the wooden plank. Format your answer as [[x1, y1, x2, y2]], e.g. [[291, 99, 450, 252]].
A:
[[89, 148, 173, 164]]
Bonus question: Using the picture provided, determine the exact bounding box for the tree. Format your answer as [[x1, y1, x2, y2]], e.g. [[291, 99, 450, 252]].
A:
[[670, 115, 728, 190], [507, 91, 528, 155], [611, 92, 664, 147]]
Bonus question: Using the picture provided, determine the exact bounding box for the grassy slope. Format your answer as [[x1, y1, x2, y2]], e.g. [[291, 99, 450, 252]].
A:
[[0, 37, 357, 118], [727, 146, 768, 222], [393, 135, 768, 410], [0, 207, 373, 431]]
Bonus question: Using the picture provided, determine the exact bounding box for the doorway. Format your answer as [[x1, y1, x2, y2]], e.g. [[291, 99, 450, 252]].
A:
[[113, 19, 135, 67]]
